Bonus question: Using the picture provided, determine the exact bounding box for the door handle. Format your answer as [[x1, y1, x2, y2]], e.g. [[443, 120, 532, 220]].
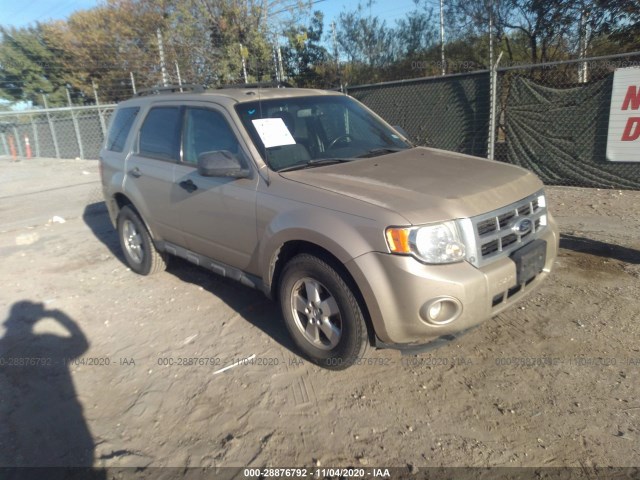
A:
[[130, 167, 142, 178], [179, 179, 198, 193]]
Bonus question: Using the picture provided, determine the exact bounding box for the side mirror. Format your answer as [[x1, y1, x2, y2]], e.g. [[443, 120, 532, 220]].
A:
[[197, 151, 250, 178]]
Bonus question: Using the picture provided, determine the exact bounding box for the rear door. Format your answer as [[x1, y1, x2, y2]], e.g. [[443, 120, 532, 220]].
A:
[[173, 104, 259, 271], [124, 105, 184, 244]]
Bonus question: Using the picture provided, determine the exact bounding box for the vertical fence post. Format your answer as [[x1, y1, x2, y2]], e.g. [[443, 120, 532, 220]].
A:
[[42, 95, 61, 159], [1, 132, 8, 156], [30, 114, 41, 158], [67, 88, 85, 160], [8, 133, 17, 160], [487, 51, 503, 161], [12, 125, 24, 157]]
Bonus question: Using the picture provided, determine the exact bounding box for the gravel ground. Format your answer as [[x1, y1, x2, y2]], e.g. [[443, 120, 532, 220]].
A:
[[0, 158, 639, 474]]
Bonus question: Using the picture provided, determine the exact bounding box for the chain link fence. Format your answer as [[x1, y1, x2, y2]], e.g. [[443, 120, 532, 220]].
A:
[[2, 52, 640, 190], [348, 52, 640, 190], [0, 105, 115, 161], [347, 71, 491, 158], [492, 54, 640, 189]]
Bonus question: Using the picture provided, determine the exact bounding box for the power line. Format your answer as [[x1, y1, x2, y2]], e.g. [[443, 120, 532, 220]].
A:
[[269, 0, 327, 17]]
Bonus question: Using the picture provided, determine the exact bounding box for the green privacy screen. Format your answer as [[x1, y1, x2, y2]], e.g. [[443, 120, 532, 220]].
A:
[[347, 64, 640, 190], [498, 74, 640, 190], [347, 72, 491, 159]]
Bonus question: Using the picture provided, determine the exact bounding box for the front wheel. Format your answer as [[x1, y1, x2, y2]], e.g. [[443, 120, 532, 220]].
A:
[[279, 254, 368, 369], [117, 205, 167, 275]]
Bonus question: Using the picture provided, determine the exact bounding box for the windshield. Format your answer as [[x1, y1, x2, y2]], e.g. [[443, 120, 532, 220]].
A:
[[235, 95, 412, 171]]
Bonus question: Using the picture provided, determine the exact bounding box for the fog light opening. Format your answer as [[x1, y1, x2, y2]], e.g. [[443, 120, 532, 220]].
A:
[[428, 302, 443, 321], [420, 297, 462, 326]]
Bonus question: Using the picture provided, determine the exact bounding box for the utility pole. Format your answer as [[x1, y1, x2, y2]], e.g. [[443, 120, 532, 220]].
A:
[[175, 61, 183, 91], [578, 8, 589, 83], [277, 45, 285, 83], [271, 41, 280, 83], [240, 43, 249, 84], [273, 43, 280, 82], [92, 79, 107, 137], [157, 28, 169, 87], [332, 21, 339, 69], [130, 72, 137, 95], [488, 0, 493, 72], [440, 0, 446, 75], [332, 21, 341, 89]]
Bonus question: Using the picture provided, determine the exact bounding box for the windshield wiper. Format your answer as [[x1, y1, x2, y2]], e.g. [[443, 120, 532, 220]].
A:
[[277, 158, 353, 172], [356, 147, 407, 158]]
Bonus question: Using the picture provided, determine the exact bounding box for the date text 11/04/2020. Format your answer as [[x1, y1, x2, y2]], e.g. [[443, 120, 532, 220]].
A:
[[243, 468, 391, 478]]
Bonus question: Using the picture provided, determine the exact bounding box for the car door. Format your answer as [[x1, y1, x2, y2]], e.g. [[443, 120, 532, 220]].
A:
[[172, 105, 259, 271], [124, 105, 185, 244]]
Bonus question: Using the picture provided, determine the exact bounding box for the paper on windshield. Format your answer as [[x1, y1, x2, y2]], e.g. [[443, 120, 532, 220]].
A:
[[251, 118, 296, 148]]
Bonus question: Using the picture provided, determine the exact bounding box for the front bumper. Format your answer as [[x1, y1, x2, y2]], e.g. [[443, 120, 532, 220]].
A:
[[346, 216, 559, 345]]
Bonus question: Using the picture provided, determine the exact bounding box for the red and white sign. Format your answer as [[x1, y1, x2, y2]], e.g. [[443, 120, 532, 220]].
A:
[[607, 67, 640, 162]]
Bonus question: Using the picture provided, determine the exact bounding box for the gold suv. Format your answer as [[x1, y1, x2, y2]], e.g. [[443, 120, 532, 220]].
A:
[[100, 85, 558, 369]]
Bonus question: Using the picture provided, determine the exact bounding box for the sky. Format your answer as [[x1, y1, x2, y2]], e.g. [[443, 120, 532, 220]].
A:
[[0, 0, 426, 32], [0, 0, 100, 27]]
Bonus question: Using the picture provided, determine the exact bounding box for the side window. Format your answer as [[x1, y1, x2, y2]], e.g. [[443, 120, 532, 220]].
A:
[[106, 107, 139, 152], [138, 107, 182, 161], [183, 108, 242, 165]]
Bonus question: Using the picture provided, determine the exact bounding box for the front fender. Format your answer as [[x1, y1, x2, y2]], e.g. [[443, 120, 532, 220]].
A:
[[258, 205, 384, 289]]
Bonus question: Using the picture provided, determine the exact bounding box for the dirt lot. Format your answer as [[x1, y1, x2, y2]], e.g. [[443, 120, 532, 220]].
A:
[[0, 157, 639, 473]]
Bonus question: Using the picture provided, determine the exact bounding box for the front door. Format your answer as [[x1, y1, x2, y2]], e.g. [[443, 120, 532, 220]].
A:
[[172, 106, 259, 271]]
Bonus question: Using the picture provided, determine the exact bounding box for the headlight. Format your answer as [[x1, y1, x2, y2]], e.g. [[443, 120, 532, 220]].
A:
[[385, 221, 466, 264]]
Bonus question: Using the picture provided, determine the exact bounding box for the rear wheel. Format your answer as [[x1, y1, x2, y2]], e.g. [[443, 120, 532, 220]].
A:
[[279, 254, 368, 369], [117, 205, 167, 275]]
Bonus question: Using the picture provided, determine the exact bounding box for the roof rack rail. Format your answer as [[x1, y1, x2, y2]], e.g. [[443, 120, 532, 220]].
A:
[[217, 81, 293, 89], [134, 84, 205, 97]]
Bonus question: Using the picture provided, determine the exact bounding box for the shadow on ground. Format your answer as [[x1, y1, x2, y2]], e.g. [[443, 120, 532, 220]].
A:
[[0, 300, 106, 479], [82, 202, 296, 354], [82, 202, 125, 264], [560, 234, 640, 264]]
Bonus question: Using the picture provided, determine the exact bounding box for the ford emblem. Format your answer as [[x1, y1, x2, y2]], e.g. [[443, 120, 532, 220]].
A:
[[513, 218, 533, 236]]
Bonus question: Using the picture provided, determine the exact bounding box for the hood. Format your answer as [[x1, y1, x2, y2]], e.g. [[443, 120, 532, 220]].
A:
[[280, 147, 543, 224]]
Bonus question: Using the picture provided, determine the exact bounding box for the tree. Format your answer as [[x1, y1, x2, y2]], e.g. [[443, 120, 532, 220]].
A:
[[0, 25, 68, 106], [336, 1, 396, 84], [337, 2, 395, 68], [282, 11, 330, 86], [447, 0, 640, 67], [394, 0, 438, 59], [590, 0, 640, 53], [41, 1, 168, 103]]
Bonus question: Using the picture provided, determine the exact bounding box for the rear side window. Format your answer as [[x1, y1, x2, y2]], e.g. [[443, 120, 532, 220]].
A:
[[106, 107, 139, 152], [138, 107, 182, 161]]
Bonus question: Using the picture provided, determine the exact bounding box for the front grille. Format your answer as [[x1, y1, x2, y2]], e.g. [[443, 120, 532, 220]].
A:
[[498, 211, 515, 229], [517, 204, 532, 216], [477, 218, 497, 236], [481, 239, 499, 256], [464, 190, 548, 267], [501, 233, 518, 248]]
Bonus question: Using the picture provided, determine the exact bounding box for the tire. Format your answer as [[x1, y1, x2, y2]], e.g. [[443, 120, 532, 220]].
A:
[[117, 205, 167, 275], [279, 254, 368, 370]]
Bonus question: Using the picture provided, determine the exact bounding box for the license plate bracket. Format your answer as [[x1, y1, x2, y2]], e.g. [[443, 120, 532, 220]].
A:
[[511, 239, 547, 285]]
